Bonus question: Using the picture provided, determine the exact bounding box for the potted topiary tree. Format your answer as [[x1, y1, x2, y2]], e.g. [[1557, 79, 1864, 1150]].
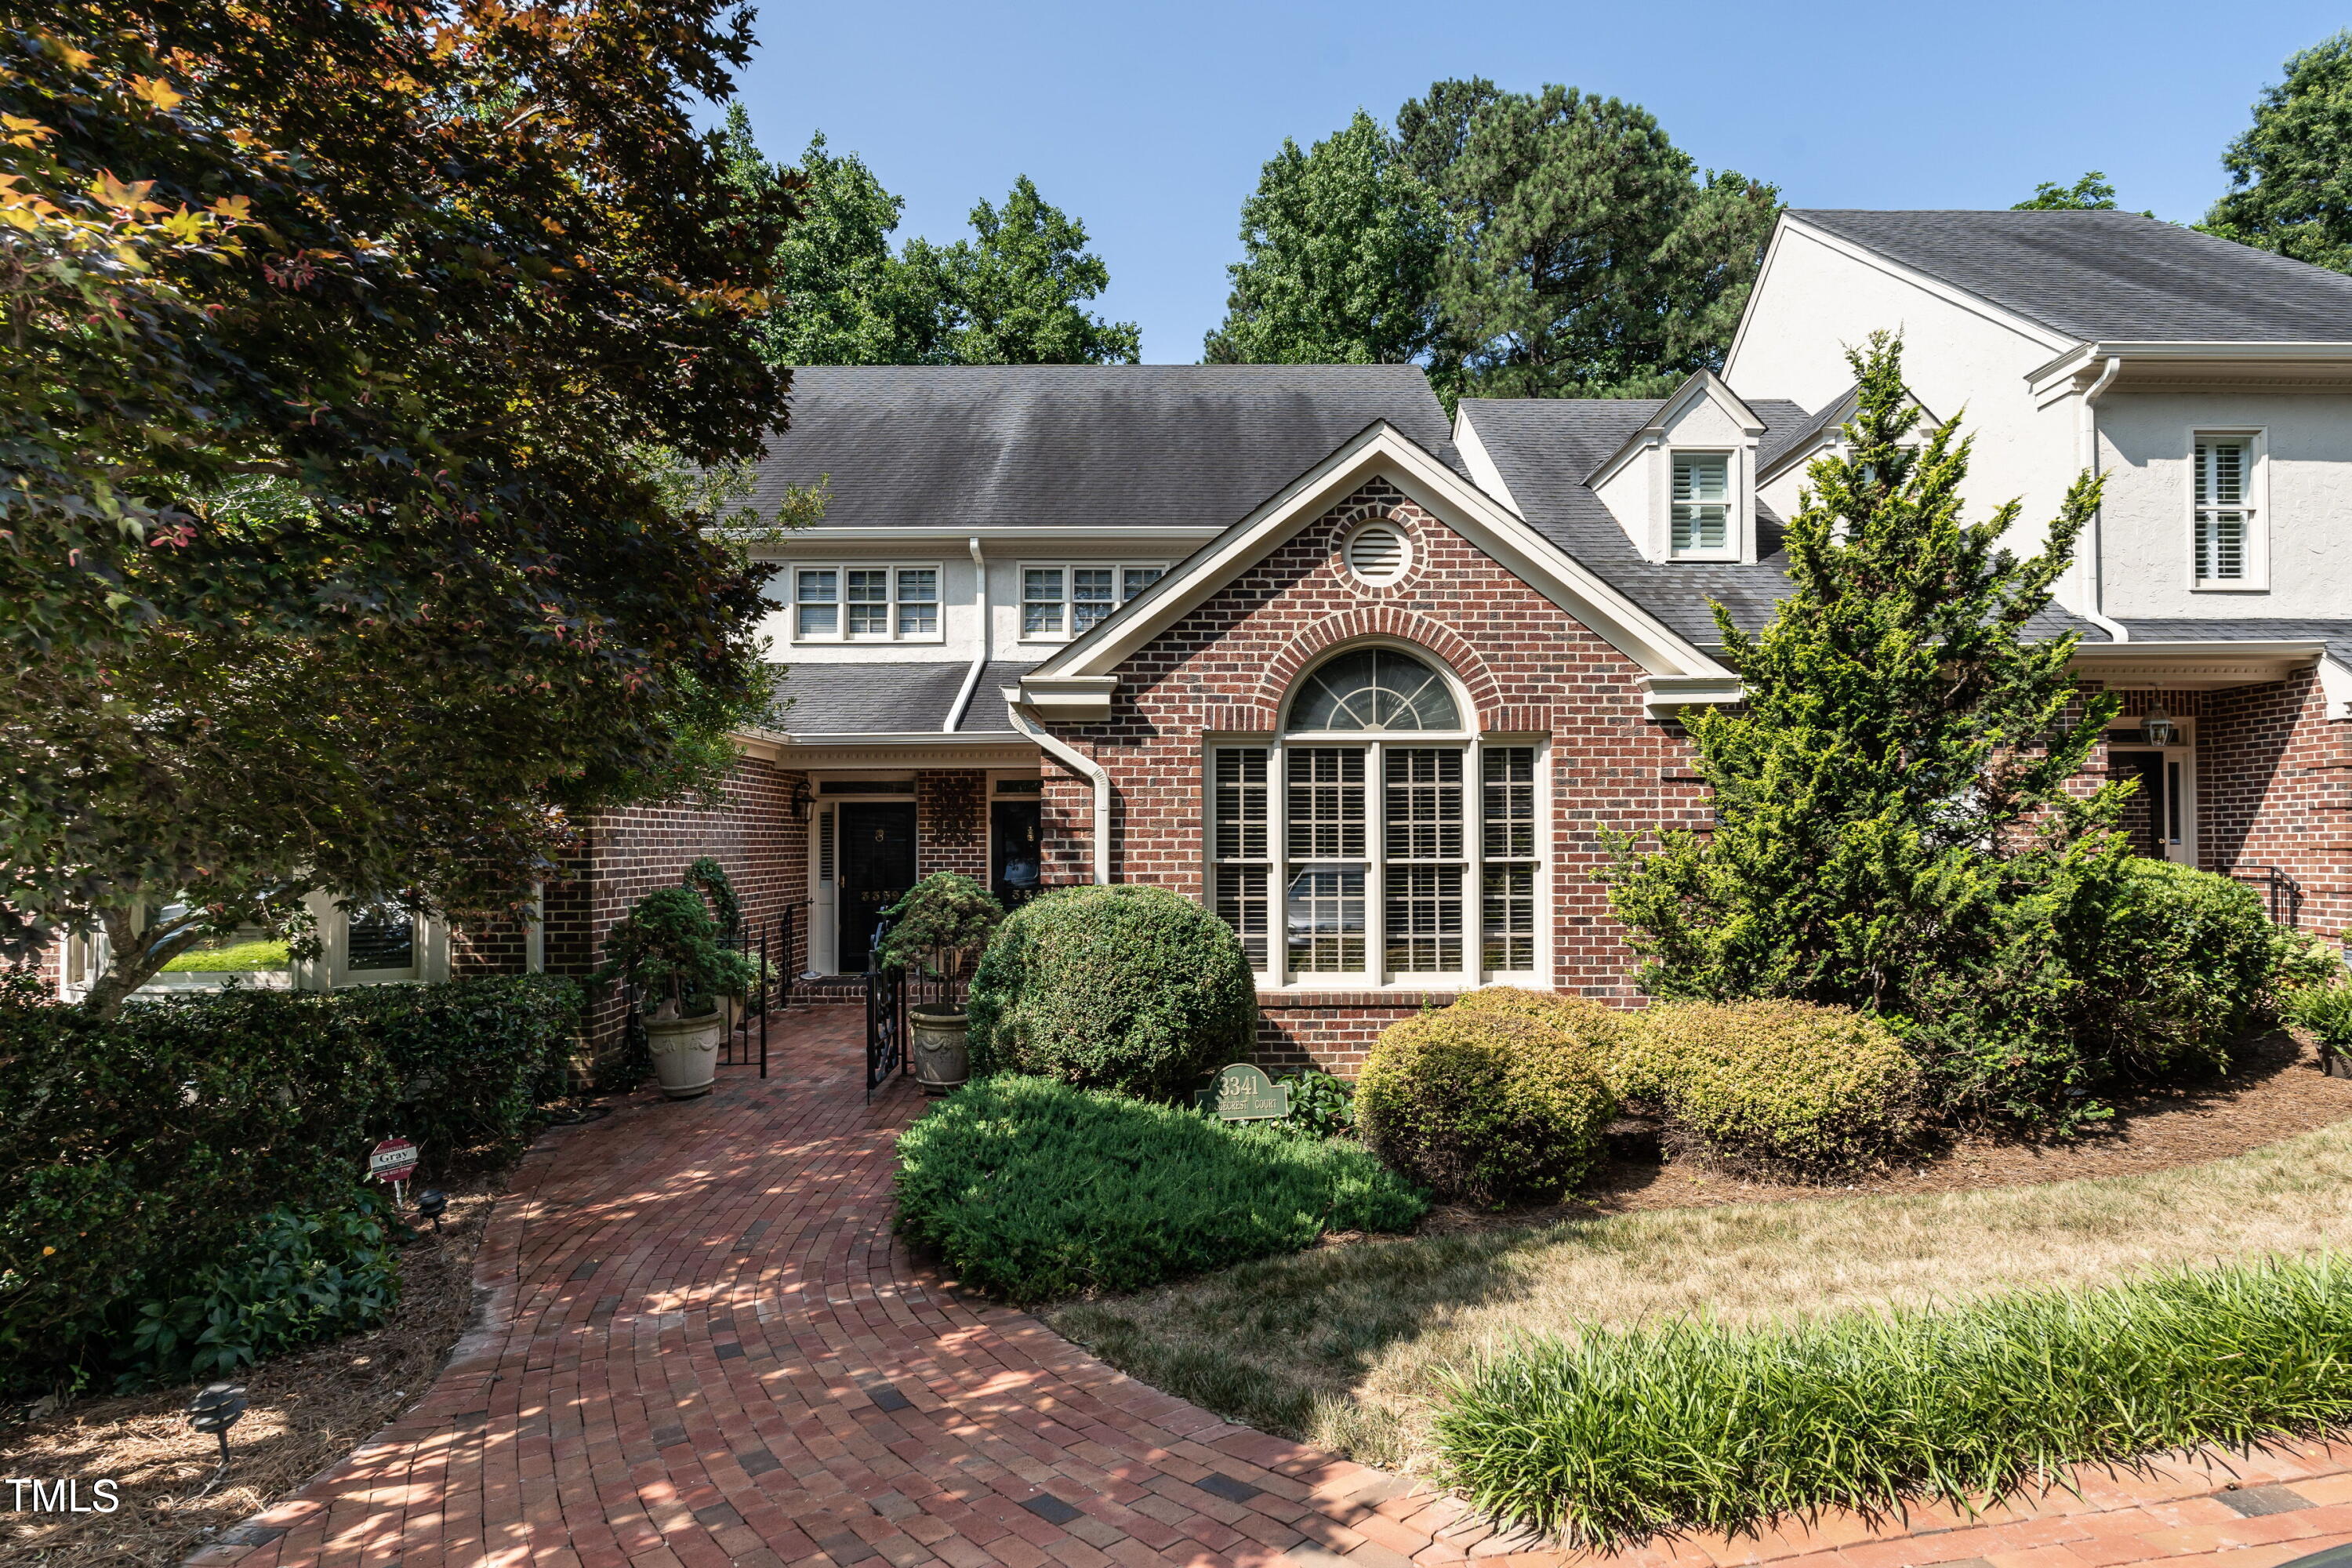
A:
[[594, 887, 756, 1099], [877, 873, 1005, 1094]]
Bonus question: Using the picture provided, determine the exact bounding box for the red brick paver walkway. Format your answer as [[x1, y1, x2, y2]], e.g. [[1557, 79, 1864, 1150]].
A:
[[195, 1006, 2352, 1568]]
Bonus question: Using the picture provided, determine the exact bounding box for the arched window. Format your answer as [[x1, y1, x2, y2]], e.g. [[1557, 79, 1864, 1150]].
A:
[[1286, 648, 1461, 731], [1205, 646, 1541, 989]]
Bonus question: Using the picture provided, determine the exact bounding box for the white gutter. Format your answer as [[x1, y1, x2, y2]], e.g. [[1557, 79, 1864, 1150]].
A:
[[1004, 699, 1111, 885], [943, 536, 987, 733], [2075, 354, 2129, 643]]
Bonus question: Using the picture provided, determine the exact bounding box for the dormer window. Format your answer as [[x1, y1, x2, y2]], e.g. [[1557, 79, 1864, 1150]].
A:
[[1670, 452, 1733, 558]]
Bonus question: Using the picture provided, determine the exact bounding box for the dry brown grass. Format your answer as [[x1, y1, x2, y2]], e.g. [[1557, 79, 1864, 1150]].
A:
[[1051, 1093, 2352, 1479], [0, 1185, 497, 1568]]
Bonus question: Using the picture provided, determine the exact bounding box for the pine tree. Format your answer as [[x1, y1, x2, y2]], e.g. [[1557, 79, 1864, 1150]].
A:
[[1601, 333, 2132, 1120]]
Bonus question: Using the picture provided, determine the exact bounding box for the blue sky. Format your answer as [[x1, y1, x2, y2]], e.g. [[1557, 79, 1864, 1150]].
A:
[[716, 0, 2347, 364]]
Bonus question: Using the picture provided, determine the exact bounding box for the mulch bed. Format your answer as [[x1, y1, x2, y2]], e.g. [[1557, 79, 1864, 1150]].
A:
[[1412, 1026, 2352, 1236], [0, 1178, 503, 1568]]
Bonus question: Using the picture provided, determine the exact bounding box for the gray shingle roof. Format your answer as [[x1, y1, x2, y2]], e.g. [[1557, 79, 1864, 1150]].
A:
[[770, 659, 1040, 736], [748, 365, 1459, 530], [2120, 619, 2352, 669], [1461, 395, 2108, 651], [1790, 210, 2352, 343]]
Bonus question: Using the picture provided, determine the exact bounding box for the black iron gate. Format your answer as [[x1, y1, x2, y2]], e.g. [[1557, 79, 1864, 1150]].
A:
[[865, 917, 909, 1099], [719, 904, 802, 1079]]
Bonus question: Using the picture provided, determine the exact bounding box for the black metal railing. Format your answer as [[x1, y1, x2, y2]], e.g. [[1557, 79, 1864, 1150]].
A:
[[718, 904, 804, 1080], [2230, 865, 2304, 927], [865, 916, 907, 1099]]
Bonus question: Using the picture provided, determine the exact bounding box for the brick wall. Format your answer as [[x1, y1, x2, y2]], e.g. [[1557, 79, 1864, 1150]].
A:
[[2194, 674, 2352, 942], [1029, 477, 1713, 1076], [915, 771, 988, 880], [544, 756, 811, 1065]]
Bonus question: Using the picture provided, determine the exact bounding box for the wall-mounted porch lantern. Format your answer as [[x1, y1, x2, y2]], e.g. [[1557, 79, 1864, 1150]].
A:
[[789, 778, 815, 825]]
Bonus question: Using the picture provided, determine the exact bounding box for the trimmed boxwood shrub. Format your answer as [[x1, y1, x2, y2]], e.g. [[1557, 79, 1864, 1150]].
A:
[[0, 971, 579, 1394], [893, 1074, 1425, 1304], [966, 885, 1256, 1099], [1450, 985, 1628, 1068], [1356, 1005, 1616, 1206], [1614, 1000, 1920, 1176]]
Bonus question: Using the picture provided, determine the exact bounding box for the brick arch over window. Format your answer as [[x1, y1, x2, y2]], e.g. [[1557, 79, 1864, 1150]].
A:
[[1247, 612, 1505, 728]]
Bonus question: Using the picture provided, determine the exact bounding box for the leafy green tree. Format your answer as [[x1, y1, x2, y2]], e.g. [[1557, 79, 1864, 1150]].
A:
[[1402, 81, 1780, 403], [2014, 172, 2120, 210], [3, 2, 793, 1011], [717, 107, 945, 365], [1600, 333, 2134, 1123], [908, 176, 1141, 364], [2205, 31, 2352, 271], [1203, 111, 1443, 365]]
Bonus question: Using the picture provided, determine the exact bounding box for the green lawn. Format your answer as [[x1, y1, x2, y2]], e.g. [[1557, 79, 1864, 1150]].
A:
[[1049, 1114, 2352, 1480], [162, 939, 291, 972]]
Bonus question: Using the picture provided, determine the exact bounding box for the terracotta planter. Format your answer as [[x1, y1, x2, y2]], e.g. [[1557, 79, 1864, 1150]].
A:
[[646, 1011, 723, 1099], [911, 1004, 969, 1096]]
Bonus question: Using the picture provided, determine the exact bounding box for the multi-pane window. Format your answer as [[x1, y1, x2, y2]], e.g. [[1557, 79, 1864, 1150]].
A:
[[793, 565, 942, 641], [1019, 564, 1166, 639], [1481, 747, 1537, 971], [1384, 750, 1463, 972], [2193, 437, 2254, 586], [1671, 452, 1731, 557], [1210, 748, 1269, 967], [1207, 650, 1541, 985]]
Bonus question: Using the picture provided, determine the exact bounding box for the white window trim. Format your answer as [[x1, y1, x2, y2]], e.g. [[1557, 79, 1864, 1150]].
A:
[[1203, 728, 1549, 994], [1015, 561, 1167, 644], [789, 562, 947, 644], [2187, 429, 2268, 593], [1664, 448, 1743, 562]]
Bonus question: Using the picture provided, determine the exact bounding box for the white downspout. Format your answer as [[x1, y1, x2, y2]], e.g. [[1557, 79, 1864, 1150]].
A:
[[2077, 355, 2129, 642], [1004, 699, 1112, 884], [943, 536, 988, 732]]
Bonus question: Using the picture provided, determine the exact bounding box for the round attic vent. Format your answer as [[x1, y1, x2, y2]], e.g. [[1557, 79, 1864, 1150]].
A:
[[1345, 523, 1408, 585]]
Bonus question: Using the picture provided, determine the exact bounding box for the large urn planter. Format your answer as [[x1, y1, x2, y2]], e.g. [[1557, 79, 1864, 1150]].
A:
[[647, 1011, 724, 1099], [911, 1004, 971, 1095]]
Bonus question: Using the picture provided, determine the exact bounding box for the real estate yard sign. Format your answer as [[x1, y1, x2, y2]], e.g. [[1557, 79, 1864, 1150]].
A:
[[1194, 1064, 1290, 1122], [368, 1137, 419, 1185]]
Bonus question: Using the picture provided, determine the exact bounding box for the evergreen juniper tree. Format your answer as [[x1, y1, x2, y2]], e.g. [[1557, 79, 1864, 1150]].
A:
[[1600, 333, 2134, 1123]]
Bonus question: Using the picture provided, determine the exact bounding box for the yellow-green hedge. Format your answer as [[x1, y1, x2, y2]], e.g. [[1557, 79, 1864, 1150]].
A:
[[1614, 1000, 1921, 1177], [1450, 985, 1628, 1065], [1357, 1002, 1616, 1206]]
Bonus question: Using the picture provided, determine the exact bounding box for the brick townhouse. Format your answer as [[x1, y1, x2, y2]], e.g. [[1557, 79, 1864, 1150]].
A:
[[46, 210, 2352, 1073]]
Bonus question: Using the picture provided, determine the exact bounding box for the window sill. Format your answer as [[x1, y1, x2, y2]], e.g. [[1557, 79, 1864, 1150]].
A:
[[789, 637, 950, 646], [2188, 583, 2270, 594], [1250, 979, 1541, 1003]]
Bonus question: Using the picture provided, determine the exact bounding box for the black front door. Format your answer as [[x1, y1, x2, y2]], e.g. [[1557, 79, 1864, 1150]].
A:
[[991, 799, 1042, 906], [2111, 750, 2176, 860], [840, 802, 917, 967]]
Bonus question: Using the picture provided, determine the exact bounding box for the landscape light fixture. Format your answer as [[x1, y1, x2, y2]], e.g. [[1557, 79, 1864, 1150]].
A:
[[2139, 702, 2179, 747], [416, 1189, 448, 1232], [187, 1382, 249, 1486]]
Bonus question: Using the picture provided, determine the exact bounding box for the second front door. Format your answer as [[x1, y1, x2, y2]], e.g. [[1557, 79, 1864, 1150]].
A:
[[839, 802, 917, 967]]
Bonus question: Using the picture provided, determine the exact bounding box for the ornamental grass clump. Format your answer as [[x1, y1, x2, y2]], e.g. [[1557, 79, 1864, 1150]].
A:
[[966, 885, 1255, 1099], [1436, 1255, 2352, 1550], [1613, 1000, 1921, 1177], [892, 1074, 1425, 1304], [1356, 1003, 1616, 1206]]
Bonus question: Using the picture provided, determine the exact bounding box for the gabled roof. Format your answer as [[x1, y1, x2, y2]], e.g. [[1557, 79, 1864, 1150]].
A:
[[744, 365, 1460, 530], [1788, 210, 2352, 344], [1456, 394, 2107, 652], [1457, 395, 1812, 649], [1581, 370, 1768, 488], [1018, 421, 1739, 717]]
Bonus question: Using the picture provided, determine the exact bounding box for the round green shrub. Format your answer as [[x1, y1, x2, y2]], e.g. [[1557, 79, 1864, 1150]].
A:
[[965, 885, 1256, 1099], [2065, 859, 2291, 1078], [1617, 1000, 1920, 1177], [1356, 1007, 1615, 1206], [1450, 985, 1628, 1068]]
